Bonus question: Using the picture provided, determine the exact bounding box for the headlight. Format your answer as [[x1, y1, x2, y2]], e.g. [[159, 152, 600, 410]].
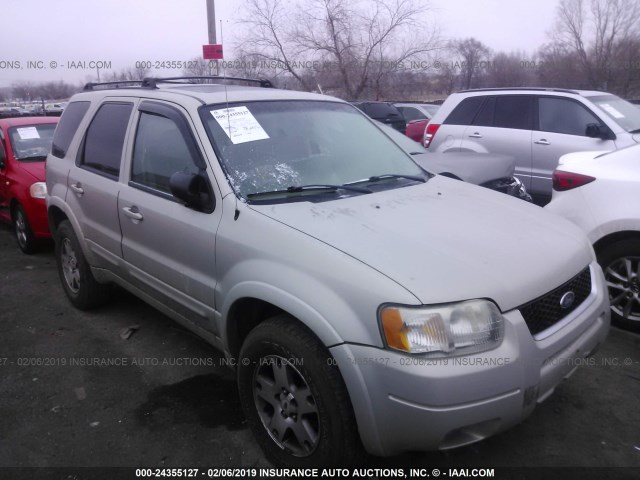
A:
[[29, 182, 47, 199], [380, 300, 504, 356]]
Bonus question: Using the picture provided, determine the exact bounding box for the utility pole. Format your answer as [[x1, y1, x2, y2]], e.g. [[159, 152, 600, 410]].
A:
[[206, 0, 218, 75], [206, 0, 216, 44]]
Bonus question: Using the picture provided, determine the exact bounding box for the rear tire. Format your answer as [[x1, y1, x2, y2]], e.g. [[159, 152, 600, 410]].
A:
[[597, 238, 640, 331], [54, 220, 110, 310], [13, 204, 36, 254], [237, 315, 363, 467]]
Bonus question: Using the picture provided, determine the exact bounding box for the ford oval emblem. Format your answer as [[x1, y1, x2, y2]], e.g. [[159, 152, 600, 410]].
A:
[[560, 291, 575, 309]]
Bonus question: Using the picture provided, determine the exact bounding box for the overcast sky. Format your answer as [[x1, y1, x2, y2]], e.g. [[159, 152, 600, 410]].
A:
[[1, 0, 561, 88]]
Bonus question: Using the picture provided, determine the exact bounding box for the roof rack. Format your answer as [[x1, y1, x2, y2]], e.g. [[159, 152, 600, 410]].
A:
[[140, 76, 274, 89], [83, 80, 144, 91], [82, 76, 274, 92], [458, 87, 580, 95]]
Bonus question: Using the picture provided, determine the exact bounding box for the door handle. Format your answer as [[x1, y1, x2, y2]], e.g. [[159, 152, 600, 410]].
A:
[[534, 139, 550, 145], [70, 183, 84, 195], [468, 132, 483, 138], [122, 206, 143, 222]]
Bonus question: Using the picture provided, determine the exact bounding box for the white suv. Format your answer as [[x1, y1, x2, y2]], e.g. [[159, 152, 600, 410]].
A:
[[425, 88, 640, 202], [46, 77, 609, 466]]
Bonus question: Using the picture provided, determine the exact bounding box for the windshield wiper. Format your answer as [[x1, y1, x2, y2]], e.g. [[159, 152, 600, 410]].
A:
[[346, 173, 427, 185], [629, 128, 640, 134], [247, 183, 372, 200]]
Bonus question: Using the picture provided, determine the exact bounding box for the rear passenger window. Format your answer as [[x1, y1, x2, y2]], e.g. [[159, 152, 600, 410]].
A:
[[538, 97, 601, 136], [51, 101, 90, 158], [443, 96, 485, 125], [131, 112, 200, 195], [493, 96, 532, 130], [80, 103, 133, 178], [473, 97, 495, 126]]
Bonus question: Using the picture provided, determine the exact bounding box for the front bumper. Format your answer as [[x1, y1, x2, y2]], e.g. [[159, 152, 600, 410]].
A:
[[330, 262, 610, 456]]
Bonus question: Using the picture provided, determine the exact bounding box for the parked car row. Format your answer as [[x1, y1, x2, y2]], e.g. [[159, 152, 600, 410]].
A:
[[423, 88, 640, 203], [394, 102, 440, 143], [39, 76, 613, 467]]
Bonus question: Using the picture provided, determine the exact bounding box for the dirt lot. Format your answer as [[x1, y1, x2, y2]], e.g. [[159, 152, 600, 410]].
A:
[[0, 222, 639, 476]]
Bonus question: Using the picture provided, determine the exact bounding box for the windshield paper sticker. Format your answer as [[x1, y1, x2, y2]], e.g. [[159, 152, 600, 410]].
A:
[[16, 126, 41, 140], [211, 106, 269, 144], [599, 103, 625, 119]]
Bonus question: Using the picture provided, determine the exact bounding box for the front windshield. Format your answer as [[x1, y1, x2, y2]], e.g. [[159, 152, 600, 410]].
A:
[[8, 124, 56, 161], [589, 95, 640, 133], [201, 100, 424, 199]]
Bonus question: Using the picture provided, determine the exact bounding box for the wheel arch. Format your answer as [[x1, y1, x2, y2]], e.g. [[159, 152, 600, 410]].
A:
[[47, 204, 69, 237], [593, 230, 640, 256], [223, 283, 346, 360]]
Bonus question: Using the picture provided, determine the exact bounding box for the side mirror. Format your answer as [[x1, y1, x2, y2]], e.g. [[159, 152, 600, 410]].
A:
[[169, 172, 214, 212], [585, 123, 614, 140]]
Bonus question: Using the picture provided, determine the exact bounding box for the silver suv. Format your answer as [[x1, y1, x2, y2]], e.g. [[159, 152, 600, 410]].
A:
[[46, 77, 610, 466], [425, 88, 640, 201]]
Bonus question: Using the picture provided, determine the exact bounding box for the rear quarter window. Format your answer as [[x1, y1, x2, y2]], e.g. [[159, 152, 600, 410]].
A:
[[79, 102, 133, 178], [51, 101, 90, 158], [443, 96, 485, 126]]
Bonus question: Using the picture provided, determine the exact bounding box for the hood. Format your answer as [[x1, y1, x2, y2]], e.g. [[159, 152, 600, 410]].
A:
[[249, 176, 593, 311], [413, 152, 515, 185], [16, 161, 45, 182]]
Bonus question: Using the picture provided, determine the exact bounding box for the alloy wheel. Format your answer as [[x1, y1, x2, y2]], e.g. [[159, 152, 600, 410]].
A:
[[252, 355, 320, 457], [604, 256, 640, 322], [61, 238, 81, 293]]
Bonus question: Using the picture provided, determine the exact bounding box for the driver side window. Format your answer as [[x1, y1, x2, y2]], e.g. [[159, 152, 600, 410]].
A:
[[131, 112, 200, 195], [538, 97, 601, 136]]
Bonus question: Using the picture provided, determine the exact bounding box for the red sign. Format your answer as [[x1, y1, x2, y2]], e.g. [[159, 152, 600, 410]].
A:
[[203, 44, 224, 60]]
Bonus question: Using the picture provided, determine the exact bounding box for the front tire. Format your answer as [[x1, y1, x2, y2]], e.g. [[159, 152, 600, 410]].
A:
[[54, 220, 110, 310], [597, 238, 640, 331], [13, 204, 36, 254], [237, 315, 363, 467]]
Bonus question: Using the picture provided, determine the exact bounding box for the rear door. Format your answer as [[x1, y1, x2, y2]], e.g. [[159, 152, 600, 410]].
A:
[[431, 96, 485, 152], [461, 95, 534, 190], [65, 99, 136, 267], [117, 100, 221, 332], [531, 96, 616, 197]]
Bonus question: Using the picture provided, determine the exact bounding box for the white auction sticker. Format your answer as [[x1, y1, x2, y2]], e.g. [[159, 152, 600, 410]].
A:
[[210, 106, 269, 144], [599, 103, 625, 119], [16, 126, 40, 140]]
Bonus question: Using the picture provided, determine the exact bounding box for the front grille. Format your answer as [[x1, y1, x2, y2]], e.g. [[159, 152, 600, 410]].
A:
[[518, 266, 592, 336]]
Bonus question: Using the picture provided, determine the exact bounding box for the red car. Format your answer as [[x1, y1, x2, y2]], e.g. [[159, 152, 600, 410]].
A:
[[0, 116, 59, 253]]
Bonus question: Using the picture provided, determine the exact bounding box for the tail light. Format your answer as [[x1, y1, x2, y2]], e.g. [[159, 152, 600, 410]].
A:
[[552, 170, 596, 191], [423, 123, 440, 148]]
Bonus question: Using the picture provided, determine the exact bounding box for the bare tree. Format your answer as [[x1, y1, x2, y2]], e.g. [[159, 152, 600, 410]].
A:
[[103, 65, 151, 82], [448, 38, 491, 90], [485, 52, 535, 88], [182, 56, 218, 77], [11, 81, 36, 101], [550, 0, 640, 90], [536, 42, 585, 88], [238, 0, 439, 99], [11, 80, 79, 100]]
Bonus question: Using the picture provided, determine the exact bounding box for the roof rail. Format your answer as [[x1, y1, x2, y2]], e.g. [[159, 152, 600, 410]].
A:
[[458, 87, 581, 95], [140, 76, 274, 89], [83, 80, 145, 91]]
